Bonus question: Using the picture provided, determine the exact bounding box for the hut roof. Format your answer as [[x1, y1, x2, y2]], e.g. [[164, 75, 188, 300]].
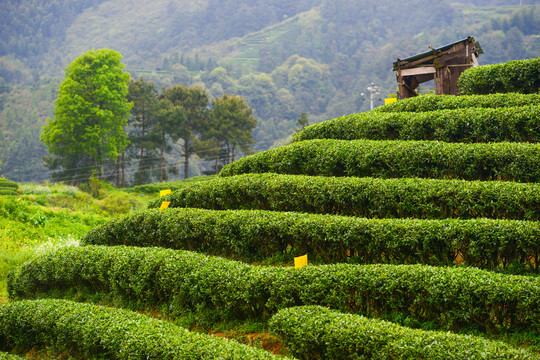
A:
[[393, 36, 483, 70]]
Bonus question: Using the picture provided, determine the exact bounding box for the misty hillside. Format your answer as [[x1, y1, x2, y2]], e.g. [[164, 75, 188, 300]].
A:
[[0, 0, 538, 182]]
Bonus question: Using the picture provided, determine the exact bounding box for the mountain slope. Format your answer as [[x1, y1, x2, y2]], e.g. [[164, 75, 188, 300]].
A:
[[0, 0, 538, 182]]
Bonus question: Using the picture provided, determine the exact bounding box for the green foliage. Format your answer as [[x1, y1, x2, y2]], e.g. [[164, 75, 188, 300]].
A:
[[294, 105, 540, 143], [458, 58, 540, 95], [2, 1, 538, 184], [0, 179, 18, 189], [148, 173, 540, 220], [0, 352, 24, 360], [0, 1, 108, 61], [40, 48, 132, 183], [270, 306, 538, 360], [375, 93, 540, 113], [0, 179, 19, 196], [8, 246, 539, 332], [125, 175, 216, 194], [95, 193, 139, 215], [0, 189, 113, 299], [159, 85, 209, 180], [127, 78, 161, 185], [83, 208, 540, 271], [198, 94, 257, 174], [0, 299, 286, 359], [220, 138, 540, 182]]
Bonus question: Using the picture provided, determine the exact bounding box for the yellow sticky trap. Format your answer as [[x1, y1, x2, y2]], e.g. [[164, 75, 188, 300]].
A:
[[294, 254, 308, 269], [159, 201, 171, 210], [384, 98, 397, 105], [160, 189, 172, 197]]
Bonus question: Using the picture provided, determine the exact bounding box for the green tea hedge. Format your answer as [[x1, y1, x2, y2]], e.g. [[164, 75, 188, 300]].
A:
[[220, 139, 540, 182], [8, 246, 540, 332], [126, 176, 216, 194], [458, 58, 540, 95], [375, 93, 540, 113], [149, 173, 540, 220], [270, 306, 538, 360], [83, 208, 540, 271], [293, 106, 540, 142], [0, 299, 285, 359], [0, 180, 18, 189], [0, 179, 18, 196], [0, 353, 23, 360]]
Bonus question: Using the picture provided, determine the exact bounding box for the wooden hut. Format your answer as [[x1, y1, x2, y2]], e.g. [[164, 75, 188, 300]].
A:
[[393, 36, 483, 99]]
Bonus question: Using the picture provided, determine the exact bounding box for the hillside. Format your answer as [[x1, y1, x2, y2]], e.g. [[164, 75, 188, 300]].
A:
[[0, 0, 538, 183], [2, 62, 540, 357]]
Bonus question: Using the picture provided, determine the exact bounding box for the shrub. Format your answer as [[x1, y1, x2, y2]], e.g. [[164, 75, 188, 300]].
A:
[[126, 176, 217, 194], [98, 193, 142, 215], [0, 180, 18, 190], [0, 299, 285, 359], [458, 58, 540, 95], [0, 353, 23, 360], [293, 105, 540, 142], [148, 173, 540, 220], [375, 93, 540, 113], [220, 139, 540, 182], [270, 306, 538, 360], [83, 208, 540, 271], [8, 246, 540, 332]]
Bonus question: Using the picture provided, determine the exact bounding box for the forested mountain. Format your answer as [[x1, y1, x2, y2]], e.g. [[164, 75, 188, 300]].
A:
[[1, 0, 538, 183]]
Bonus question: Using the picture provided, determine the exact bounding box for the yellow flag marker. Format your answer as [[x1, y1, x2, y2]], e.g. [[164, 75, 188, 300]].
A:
[[294, 254, 308, 269], [384, 98, 397, 105], [159, 201, 171, 210], [160, 189, 172, 197]]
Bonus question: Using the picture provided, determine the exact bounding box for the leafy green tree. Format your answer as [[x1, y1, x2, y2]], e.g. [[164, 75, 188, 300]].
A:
[[40, 49, 132, 183], [159, 85, 209, 179], [202, 94, 257, 174], [127, 78, 160, 185], [296, 112, 309, 131]]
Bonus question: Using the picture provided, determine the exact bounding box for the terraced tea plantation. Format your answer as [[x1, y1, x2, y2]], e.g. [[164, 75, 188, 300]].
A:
[[2, 59, 540, 359]]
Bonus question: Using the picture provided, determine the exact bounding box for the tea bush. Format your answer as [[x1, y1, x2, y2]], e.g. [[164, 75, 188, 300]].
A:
[[0, 179, 18, 196], [458, 58, 540, 95], [8, 246, 539, 332], [375, 93, 540, 113], [220, 139, 540, 182], [293, 106, 540, 143], [0, 299, 286, 359], [0, 353, 23, 360], [83, 208, 540, 271], [270, 306, 538, 360], [148, 173, 540, 220], [0, 180, 18, 190]]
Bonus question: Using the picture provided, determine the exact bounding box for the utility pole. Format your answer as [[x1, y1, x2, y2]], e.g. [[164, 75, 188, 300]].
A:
[[361, 83, 381, 111]]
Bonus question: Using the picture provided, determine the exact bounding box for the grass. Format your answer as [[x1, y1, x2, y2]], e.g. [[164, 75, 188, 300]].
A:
[[0, 177, 216, 300], [0, 184, 134, 300]]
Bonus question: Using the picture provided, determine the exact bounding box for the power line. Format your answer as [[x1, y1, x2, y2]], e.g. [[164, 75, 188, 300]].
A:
[[3, 134, 296, 184]]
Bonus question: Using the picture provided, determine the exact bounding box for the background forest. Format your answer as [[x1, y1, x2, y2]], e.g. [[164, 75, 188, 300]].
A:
[[0, 0, 538, 184]]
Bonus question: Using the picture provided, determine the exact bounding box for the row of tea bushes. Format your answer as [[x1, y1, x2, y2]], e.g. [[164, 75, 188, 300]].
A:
[[149, 173, 540, 220], [83, 208, 540, 271], [375, 93, 540, 113], [8, 246, 539, 332], [0, 179, 18, 196], [219, 139, 540, 182], [0, 299, 285, 360], [270, 306, 538, 360], [458, 58, 540, 95], [293, 106, 540, 143], [0, 353, 23, 360]]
